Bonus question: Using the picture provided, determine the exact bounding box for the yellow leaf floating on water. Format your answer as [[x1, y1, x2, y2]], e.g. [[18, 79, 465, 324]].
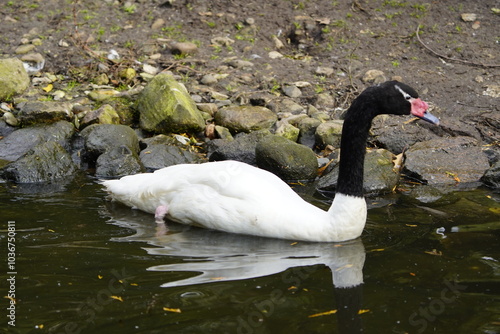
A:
[[489, 207, 500, 214], [424, 249, 443, 256], [371, 248, 385, 252], [130, 283, 139, 286], [163, 307, 181, 313], [98, 275, 103, 279], [308, 309, 337, 318], [110, 296, 123, 302], [43, 84, 53, 92], [406, 224, 418, 227], [358, 309, 370, 314]]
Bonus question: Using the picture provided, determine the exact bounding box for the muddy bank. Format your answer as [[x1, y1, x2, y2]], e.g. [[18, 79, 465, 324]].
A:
[[0, 0, 499, 198]]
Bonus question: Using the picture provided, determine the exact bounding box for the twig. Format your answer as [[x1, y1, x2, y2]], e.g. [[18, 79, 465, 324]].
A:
[[415, 26, 500, 68]]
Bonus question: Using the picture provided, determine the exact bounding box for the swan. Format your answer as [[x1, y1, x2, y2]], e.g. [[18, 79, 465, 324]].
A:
[[101, 81, 439, 242]]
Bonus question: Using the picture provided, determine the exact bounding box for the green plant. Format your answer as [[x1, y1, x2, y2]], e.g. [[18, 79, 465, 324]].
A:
[[391, 60, 400, 67], [206, 21, 216, 28], [122, 4, 137, 14]]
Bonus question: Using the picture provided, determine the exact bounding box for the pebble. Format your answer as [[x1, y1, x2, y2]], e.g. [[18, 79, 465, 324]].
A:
[[171, 42, 198, 55], [283, 85, 302, 98], [52, 90, 66, 101], [15, 44, 36, 54], [151, 18, 165, 30], [363, 69, 386, 83], [58, 39, 69, 47], [461, 13, 477, 22], [315, 66, 334, 77], [268, 51, 284, 59], [200, 74, 218, 85], [211, 36, 235, 46], [272, 35, 284, 49], [143, 63, 159, 75], [3, 112, 19, 126], [21, 53, 45, 74], [227, 59, 254, 68]]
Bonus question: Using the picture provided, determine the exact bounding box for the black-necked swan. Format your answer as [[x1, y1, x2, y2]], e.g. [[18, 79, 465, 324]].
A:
[[101, 81, 439, 242]]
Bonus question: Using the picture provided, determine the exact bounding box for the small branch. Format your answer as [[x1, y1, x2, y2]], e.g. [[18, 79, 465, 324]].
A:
[[415, 26, 500, 68]]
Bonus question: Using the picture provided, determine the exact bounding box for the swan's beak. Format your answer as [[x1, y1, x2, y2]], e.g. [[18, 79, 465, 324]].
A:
[[410, 98, 440, 125]]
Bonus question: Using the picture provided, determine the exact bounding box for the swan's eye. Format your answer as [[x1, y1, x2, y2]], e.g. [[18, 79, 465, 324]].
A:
[[405, 95, 411, 100]]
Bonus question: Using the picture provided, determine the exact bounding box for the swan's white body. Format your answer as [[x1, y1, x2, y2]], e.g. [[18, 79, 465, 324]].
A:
[[102, 160, 366, 242]]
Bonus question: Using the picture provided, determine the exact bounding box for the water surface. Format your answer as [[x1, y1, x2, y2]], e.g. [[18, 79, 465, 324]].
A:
[[1, 176, 499, 333]]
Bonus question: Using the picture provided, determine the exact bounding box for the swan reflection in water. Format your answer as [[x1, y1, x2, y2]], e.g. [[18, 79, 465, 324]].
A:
[[108, 208, 366, 333]]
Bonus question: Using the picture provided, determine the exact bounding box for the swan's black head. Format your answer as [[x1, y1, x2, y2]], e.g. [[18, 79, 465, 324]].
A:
[[375, 81, 439, 125]]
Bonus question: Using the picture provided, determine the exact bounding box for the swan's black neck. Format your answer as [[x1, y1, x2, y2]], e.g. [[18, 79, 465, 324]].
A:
[[336, 92, 379, 198]]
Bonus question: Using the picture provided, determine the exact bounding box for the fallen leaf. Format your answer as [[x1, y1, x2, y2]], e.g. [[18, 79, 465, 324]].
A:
[[163, 307, 182, 313], [210, 277, 225, 280], [424, 249, 443, 256], [409, 272, 416, 276], [358, 309, 370, 314], [290, 242, 298, 246], [43, 84, 53, 92], [98, 275, 103, 279], [48, 229, 55, 233], [309, 309, 337, 318], [371, 248, 385, 252], [110, 295, 123, 302], [288, 286, 298, 290], [130, 283, 139, 286], [4, 296, 16, 304], [406, 224, 418, 227]]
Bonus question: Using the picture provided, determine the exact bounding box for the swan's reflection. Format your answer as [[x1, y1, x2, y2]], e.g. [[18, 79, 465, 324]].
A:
[[107, 207, 366, 332]]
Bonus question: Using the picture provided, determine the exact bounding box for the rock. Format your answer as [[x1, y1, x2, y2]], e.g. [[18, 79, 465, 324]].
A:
[[268, 51, 284, 59], [20, 53, 45, 74], [140, 144, 202, 171], [214, 125, 233, 140], [3, 112, 19, 126], [137, 73, 205, 134], [96, 145, 144, 177], [196, 103, 218, 116], [272, 35, 284, 49], [88, 89, 120, 102], [461, 13, 477, 22], [3, 141, 78, 183], [404, 137, 490, 185], [0, 121, 74, 162], [256, 135, 318, 181], [119, 68, 136, 82], [275, 122, 300, 142], [200, 74, 218, 85], [483, 85, 500, 98], [17, 101, 73, 125], [482, 161, 500, 188], [363, 69, 386, 83], [211, 36, 235, 46], [315, 92, 334, 107], [297, 117, 321, 148], [0, 58, 30, 100], [227, 59, 254, 69], [215, 105, 277, 133], [371, 117, 438, 154], [171, 42, 198, 56], [0, 119, 16, 137], [315, 120, 343, 149], [14, 44, 35, 54], [268, 98, 304, 114], [317, 149, 398, 195], [80, 124, 139, 158], [208, 130, 271, 164], [315, 66, 334, 77], [151, 18, 165, 30], [283, 85, 302, 98], [81, 104, 120, 128]]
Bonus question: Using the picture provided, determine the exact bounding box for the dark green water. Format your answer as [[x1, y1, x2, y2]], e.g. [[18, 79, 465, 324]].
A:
[[1, 176, 499, 334]]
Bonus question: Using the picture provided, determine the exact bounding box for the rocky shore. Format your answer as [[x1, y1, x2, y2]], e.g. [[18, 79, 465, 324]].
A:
[[0, 0, 499, 201]]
